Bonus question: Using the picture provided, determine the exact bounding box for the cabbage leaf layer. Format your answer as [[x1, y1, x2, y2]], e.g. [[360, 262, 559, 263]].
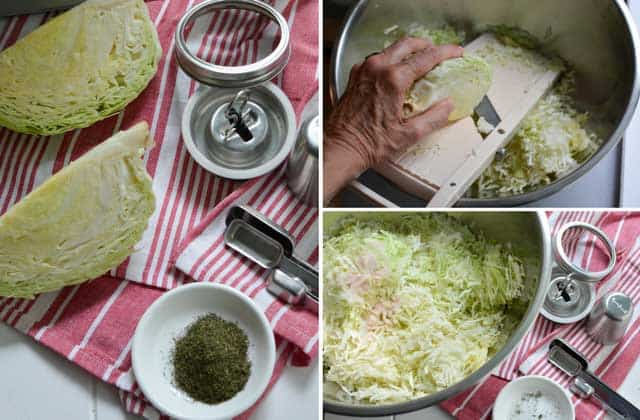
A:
[[405, 55, 492, 121], [0, 122, 155, 298], [0, 0, 161, 135]]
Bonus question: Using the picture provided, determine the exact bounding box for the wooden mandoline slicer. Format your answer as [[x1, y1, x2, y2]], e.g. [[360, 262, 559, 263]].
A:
[[376, 33, 562, 207]]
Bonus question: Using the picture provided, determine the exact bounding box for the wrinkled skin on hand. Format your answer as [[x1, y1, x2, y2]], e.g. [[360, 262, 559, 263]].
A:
[[324, 38, 464, 204]]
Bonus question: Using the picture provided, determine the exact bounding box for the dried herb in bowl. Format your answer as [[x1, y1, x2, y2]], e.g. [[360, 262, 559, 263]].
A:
[[173, 313, 251, 404]]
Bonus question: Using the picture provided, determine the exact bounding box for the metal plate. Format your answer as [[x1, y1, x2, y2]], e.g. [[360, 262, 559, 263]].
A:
[[182, 82, 296, 180]]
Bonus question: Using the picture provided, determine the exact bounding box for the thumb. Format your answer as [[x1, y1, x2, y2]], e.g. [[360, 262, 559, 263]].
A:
[[406, 98, 454, 139]]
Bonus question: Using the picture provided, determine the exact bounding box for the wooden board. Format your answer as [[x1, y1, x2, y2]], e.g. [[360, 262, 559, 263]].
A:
[[378, 33, 561, 203], [428, 69, 561, 207]]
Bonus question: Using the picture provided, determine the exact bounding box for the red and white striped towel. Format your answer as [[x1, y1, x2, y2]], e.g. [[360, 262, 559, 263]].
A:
[[0, 0, 318, 418], [173, 97, 320, 363], [442, 211, 640, 419]]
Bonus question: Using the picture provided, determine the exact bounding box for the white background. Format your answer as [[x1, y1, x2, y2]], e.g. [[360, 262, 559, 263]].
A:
[[0, 324, 318, 419]]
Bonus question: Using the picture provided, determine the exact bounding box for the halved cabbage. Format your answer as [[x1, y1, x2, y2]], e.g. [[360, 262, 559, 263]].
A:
[[405, 55, 492, 121], [0, 122, 155, 298], [0, 0, 161, 135]]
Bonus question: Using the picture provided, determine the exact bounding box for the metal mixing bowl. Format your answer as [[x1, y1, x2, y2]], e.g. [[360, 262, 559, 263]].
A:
[[323, 211, 552, 416], [330, 0, 640, 206]]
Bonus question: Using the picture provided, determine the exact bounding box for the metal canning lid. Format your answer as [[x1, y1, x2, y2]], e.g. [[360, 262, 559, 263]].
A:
[[553, 222, 616, 282], [540, 270, 597, 324], [175, 0, 291, 88], [182, 83, 296, 180]]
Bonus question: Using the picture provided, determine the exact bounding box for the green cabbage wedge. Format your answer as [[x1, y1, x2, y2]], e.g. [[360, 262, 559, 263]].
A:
[[406, 55, 492, 121], [0, 0, 162, 135], [0, 122, 155, 298]]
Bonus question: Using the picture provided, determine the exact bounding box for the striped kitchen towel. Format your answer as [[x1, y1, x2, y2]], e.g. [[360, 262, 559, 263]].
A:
[[0, 0, 319, 418], [0, 0, 319, 289], [442, 211, 640, 419], [173, 93, 320, 363]]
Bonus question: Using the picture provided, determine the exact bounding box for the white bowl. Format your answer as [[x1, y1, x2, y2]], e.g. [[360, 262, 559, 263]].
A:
[[132, 283, 276, 420], [493, 375, 574, 420]]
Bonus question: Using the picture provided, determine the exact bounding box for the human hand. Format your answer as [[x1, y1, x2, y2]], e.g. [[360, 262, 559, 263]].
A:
[[323, 38, 464, 204]]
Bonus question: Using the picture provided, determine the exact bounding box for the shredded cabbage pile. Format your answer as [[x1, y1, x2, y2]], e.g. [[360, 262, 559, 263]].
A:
[[475, 72, 601, 197], [388, 22, 467, 46], [383, 24, 603, 198], [323, 214, 526, 404]]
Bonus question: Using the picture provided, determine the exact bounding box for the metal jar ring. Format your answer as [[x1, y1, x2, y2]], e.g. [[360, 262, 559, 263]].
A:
[[174, 0, 291, 88], [553, 221, 616, 283]]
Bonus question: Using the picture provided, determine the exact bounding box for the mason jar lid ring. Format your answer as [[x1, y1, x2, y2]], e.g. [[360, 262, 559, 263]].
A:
[[175, 0, 291, 88]]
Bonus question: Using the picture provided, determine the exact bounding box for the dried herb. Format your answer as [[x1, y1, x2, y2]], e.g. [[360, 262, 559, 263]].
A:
[[173, 313, 251, 404]]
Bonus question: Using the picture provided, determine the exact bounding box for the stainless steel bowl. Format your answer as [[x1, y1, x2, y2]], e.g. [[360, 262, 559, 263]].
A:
[[323, 211, 552, 416], [330, 0, 640, 206]]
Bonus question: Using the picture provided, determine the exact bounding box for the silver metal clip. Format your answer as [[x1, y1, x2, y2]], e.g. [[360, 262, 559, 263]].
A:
[[222, 90, 254, 142]]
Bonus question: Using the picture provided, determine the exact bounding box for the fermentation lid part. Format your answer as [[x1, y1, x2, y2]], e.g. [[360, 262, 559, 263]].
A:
[[603, 292, 633, 321], [304, 115, 320, 158], [553, 222, 616, 283], [175, 0, 291, 88], [541, 271, 597, 324], [181, 83, 296, 180]]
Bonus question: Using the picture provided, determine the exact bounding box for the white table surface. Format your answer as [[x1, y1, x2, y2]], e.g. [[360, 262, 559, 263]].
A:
[[622, 0, 640, 208], [0, 323, 319, 419]]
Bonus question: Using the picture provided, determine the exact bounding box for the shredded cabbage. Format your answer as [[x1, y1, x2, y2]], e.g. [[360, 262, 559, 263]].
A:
[[475, 73, 601, 197], [385, 23, 467, 46], [323, 214, 526, 404]]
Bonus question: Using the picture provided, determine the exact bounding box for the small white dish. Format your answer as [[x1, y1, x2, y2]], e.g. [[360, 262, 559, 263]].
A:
[[493, 375, 575, 420], [132, 283, 275, 420]]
